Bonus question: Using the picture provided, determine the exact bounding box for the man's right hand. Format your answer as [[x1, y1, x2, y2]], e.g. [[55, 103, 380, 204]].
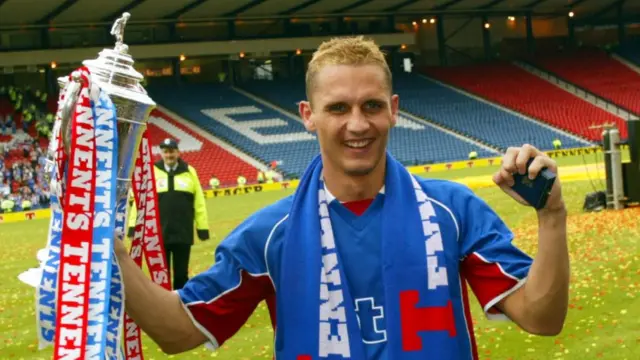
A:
[[113, 235, 208, 354], [114, 235, 128, 257]]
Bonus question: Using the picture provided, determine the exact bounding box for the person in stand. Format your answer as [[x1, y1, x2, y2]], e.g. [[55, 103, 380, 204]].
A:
[[128, 138, 210, 290], [115, 37, 569, 359], [209, 176, 220, 189], [257, 170, 265, 184], [236, 174, 247, 188]]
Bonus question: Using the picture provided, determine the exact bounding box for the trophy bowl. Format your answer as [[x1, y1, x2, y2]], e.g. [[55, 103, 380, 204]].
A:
[[53, 12, 156, 223]]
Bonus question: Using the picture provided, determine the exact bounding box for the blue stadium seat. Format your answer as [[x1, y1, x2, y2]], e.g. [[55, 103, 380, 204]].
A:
[[148, 83, 318, 177], [238, 80, 498, 166], [150, 82, 495, 177], [151, 72, 590, 178], [392, 73, 587, 150]]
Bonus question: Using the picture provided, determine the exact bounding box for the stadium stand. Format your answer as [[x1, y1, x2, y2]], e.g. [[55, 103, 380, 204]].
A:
[[238, 73, 591, 156], [0, 86, 52, 212], [236, 79, 501, 174], [391, 72, 588, 150], [533, 48, 640, 117], [147, 83, 319, 178], [146, 109, 258, 187], [422, 62, 628, 141]]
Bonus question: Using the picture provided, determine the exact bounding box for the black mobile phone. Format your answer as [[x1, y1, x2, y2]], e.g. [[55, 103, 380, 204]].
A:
[[510, 158, 556, 210]]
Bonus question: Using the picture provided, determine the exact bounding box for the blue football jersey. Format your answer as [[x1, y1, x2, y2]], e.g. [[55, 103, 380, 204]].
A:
[[178, 178, 533, 359]]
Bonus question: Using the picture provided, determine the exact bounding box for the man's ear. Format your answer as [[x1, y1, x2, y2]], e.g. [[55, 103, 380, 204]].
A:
[[299, 100, 316, 132], [390, 94, 399, 128]]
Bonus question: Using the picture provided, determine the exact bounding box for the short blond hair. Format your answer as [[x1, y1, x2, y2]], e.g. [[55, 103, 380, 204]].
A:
[[305, 36, 392, 101]]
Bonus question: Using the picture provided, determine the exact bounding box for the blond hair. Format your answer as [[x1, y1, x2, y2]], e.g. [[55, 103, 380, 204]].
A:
[[305, 36, 392, 101]]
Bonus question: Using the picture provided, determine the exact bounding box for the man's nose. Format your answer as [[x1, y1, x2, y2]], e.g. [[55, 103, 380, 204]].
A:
[[346, 109, 370, 134]]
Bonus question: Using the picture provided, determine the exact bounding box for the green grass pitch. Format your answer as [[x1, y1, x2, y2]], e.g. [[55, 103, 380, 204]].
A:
[[0, 158, 638, 359]]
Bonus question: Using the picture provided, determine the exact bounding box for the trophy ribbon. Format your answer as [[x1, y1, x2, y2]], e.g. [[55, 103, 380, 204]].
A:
[[48, 67, 100, 359], [123, 132, 173, 359], [86, 73, 120, 358], [35, 69, 70, 349], [34, 12, 171, 360]]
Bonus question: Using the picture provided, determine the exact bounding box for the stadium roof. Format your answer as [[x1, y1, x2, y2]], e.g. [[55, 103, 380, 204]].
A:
[[0, 0, 636, 27]]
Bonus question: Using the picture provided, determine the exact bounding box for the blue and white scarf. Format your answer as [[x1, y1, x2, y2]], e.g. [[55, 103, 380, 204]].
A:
[[276, 152, 459, 359]]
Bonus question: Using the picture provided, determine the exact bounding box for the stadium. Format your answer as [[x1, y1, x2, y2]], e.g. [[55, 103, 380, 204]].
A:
[[0, 0, 639, 359]]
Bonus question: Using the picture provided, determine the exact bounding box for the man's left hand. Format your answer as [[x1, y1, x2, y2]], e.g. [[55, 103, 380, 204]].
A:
[[492, 144, 565, 212]]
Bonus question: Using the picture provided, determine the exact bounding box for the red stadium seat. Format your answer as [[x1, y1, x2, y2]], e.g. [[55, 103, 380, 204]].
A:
[[423, 62, 628, 141], [146, 109, 258, 187], [535, 48, 640, 122]]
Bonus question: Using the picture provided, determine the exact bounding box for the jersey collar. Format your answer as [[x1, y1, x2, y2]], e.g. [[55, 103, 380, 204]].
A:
[[324, 184, 385, 204]]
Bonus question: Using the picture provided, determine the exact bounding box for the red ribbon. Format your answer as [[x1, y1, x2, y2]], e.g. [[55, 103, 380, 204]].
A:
[[50, 67, 170, 360], [125, 131, 171, 360], [53, 67, 95, 359]]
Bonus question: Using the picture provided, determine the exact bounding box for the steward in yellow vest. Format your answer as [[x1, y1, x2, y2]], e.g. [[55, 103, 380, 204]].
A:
[[127, 138, 210, 289]]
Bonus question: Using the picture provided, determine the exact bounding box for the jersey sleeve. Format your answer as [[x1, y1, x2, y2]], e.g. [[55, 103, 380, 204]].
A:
[[455, 185, 533, 321], [176, 211, 279, 349]]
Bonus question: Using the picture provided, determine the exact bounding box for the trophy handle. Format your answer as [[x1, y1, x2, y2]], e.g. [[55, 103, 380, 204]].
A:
[[58, 73, 83, 154]]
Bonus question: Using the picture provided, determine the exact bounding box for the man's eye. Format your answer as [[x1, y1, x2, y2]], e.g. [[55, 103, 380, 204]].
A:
[[328, 104, 348, 113], [364, 101, 383, 111]]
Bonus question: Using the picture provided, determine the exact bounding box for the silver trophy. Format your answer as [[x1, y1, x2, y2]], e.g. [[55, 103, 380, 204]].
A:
[[51, 12, 156, 234]]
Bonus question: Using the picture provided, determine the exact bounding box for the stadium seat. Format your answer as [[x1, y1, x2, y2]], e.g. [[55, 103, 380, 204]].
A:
[[534, 48, 640, 117], [146, 109, 259, 187], [147, 83, 320, 177], [423, 62, 627, 141], [238, 79, 498, 174], [391, 73, 588, 151]]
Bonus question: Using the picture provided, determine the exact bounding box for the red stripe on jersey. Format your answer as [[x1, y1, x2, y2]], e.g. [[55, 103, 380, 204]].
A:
[[461, 252, 519, 314], [187, 271, 275, 346], [343, 198, 374, 216], [460, 274, 480, 360]]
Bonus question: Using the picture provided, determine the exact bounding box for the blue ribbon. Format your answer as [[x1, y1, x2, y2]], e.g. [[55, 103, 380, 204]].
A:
[[36, 194, 62, 348], [108, 196, 129, 359], [36, 120, 64, 348], [105, 244, 125, 359], [86, 87, 119, 357]]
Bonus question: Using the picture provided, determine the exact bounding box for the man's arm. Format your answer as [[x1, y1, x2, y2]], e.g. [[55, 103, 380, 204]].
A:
[[497, 206, 569, 335], [114, 201, 280, 354], [114, 240, 207, 354], [493, 144, 570, 335]]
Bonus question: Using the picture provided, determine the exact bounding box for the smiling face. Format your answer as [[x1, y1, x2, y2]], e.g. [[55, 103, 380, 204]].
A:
[[300, 64, 398, 177]]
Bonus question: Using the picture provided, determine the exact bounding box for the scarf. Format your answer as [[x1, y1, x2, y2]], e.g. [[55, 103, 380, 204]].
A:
[[275, 152, 460, 359]]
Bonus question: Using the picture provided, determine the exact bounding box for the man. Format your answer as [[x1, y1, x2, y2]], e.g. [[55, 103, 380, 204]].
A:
[[128, 138, 210, 290], [115, 37, 569, 359]]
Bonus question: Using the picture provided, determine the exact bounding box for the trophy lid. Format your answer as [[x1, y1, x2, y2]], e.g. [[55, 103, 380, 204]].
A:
[[82, 12, 155, 107]]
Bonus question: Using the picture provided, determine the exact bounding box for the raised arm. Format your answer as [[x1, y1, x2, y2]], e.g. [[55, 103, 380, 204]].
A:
[[114, 239, 206, 354], [493, 144, 569, 335]]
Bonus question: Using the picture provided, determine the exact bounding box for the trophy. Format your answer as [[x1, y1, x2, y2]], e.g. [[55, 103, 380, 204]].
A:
[[56, 12, 155, 211], [37, 12, 169, 360]]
